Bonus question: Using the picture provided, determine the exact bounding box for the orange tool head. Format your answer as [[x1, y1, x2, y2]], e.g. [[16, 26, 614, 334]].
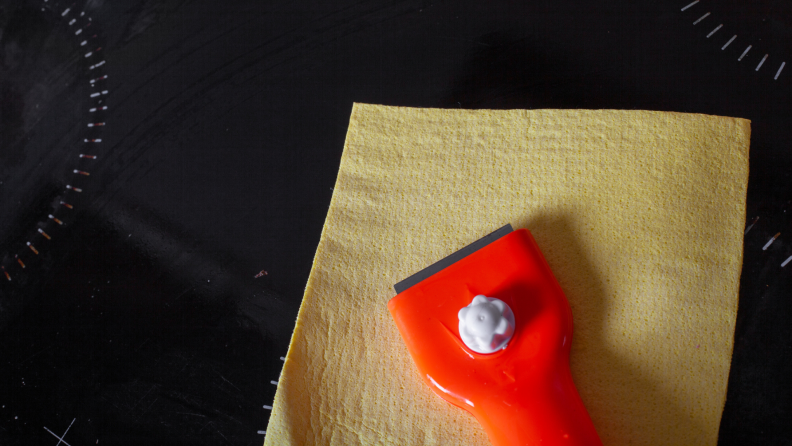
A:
[[388, 226, 602, 446]]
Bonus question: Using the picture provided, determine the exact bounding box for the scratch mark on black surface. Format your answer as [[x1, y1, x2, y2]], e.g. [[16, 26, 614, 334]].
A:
[[135, 160, 159, 182], [178, 357, 192, 373], [112, 15, 261, 110], [229, 4, 418, 99], [127, 385, 156, 414], [168, 286, 195, 302], [142, 397, 159, 415], [219, 374, 240, 392], [43, 418, 76, 446], [129, 0, 386, 115], [18, 346, 51, 366], [100, 3, 412, 215], [134, 338, 151, 352]]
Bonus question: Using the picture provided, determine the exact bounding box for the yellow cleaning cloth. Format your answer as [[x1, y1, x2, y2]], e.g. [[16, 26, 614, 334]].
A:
[[264, 105, 750, 446]]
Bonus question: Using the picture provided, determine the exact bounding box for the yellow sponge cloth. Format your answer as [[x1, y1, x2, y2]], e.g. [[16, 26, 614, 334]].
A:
[[264, 105, 750, 446]]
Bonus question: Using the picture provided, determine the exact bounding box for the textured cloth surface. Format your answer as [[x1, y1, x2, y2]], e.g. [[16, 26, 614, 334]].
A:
[[264, 105, 750, 446]]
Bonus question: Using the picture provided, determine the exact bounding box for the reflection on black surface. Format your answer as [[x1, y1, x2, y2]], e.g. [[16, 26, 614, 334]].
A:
[[0, 6, 69, 165], [0, 193, 290, 445]]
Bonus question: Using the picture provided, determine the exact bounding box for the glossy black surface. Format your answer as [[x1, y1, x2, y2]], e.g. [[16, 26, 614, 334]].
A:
[[0, 0, 790, 444]]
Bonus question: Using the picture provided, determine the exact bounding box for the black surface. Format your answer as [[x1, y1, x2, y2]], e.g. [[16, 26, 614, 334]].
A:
[[0, 0, 791, 444], [393, 224, 513, 294]]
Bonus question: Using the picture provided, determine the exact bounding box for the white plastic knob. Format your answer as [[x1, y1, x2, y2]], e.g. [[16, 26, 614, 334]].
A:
[[458, 295, 515, 354]]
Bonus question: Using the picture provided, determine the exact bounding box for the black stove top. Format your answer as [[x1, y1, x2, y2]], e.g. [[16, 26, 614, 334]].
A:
[[1, 0, 790, 444]]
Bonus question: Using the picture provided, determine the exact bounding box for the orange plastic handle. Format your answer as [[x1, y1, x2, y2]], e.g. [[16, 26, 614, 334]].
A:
[[388, 229, 602, 446]]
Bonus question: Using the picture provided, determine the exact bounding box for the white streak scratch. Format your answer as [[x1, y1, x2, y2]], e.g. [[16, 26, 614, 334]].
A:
[[693, 12, 710, 25], [706, 24, 723, 38], [680, 0, 699, 11], [756, 54, 768, 71], [738, 45, 752, 61], [721, 35, 736, 50], [775, 62, 786, 80]]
